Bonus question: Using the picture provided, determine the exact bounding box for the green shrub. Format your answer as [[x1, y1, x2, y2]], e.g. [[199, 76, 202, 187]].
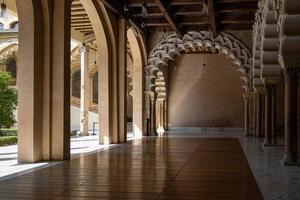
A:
[[0, 136, 17, 146], [0, 72, 18, 128], [0, 129, 17, 136], [70, 130, 78, 136]]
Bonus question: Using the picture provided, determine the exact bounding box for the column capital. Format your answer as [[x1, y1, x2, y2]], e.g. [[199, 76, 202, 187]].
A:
[[254, 85, 266, 94], [79, 43, 90, 53], [243, 91, 255, 102], [242, 93, 250, 103]]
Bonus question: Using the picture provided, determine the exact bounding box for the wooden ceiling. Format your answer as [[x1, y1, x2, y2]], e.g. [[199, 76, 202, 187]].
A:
[[126, 0, 258, 35], [71, 0, 93, 34], [71, 0, 259, 36]]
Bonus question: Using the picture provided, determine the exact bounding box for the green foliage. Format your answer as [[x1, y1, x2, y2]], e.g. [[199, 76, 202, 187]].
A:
[[70, 130, 78, 136], [0, 136, 17, 146], [0, 72, 17, 128], [0, 129, 17, 136]]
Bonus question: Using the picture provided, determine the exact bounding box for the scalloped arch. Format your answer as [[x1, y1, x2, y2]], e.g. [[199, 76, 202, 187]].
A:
[[145, 31, 252, 92], [0, 39, 18, 62]]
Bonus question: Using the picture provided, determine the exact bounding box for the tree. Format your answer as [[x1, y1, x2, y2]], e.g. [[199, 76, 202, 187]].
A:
[[0, 72, 17, 128]]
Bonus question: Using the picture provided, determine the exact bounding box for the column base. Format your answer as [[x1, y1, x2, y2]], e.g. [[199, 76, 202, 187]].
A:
[[157, 127, 165, 137], [79, 132, 89, 136], [149, 130, 157, 136], [281, 154, 297, 166], [243, 132, 249, 137], [263, 138, 271, 146]]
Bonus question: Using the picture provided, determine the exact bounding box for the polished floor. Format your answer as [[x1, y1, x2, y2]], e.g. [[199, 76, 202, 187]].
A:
[[0, 137, 262, 200], [0, 127, 134, 179]]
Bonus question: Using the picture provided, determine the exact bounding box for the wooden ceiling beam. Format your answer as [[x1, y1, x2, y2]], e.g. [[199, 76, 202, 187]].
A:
[[71, 17, 91, 21], [216, 2, 258, 11], [71, 13, 88, 18], [71, 4, 83, 8], [219, 20, 254, 24], [72, 25, 93, 29], [146, 23, 170, 27], [175, 11, 202, 16], [218, 23, 253, 30], [133, 13, 163, 17], [179, 22, 209, 27], [80, 31, 94, 34], [207, 0, 216, 36], [97, 0, 145, 34], [128, 1, 157, 7], [153, 0, 182, 37], [71, 8, 85, 13], [169, 0, 202, 6], [75, 27, 94, 31], [71, 21, 91, 24], [218, 0, 258, 3]]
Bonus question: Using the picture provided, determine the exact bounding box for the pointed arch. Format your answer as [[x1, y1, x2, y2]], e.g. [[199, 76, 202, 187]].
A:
[[127, 27, 147, 138], [80, 0, 116, 144]]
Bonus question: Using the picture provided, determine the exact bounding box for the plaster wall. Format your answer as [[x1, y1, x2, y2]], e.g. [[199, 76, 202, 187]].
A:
[[168, 53, 244, 128], [71, 105, 98, 131]]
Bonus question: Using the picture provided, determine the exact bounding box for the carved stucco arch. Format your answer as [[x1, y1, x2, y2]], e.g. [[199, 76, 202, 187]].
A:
[[0, 39, 18, 63], [145, 31, 252, 93], [0, 39, 82, 63], [252, 0, 264, 89], [155, 71, 166, 100]]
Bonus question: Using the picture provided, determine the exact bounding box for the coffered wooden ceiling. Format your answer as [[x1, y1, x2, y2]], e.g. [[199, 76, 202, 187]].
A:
[[71, 0, 259, 36]]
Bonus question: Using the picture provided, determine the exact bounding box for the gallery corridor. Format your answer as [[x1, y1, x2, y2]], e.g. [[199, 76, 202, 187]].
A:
[[0, 136, 263, 200]]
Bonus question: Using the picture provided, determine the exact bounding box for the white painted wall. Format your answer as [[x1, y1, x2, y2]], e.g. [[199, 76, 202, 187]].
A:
[[70, 105, 98, 131]]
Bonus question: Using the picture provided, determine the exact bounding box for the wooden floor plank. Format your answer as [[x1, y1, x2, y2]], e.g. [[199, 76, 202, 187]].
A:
[[0, 137, 263, 200]]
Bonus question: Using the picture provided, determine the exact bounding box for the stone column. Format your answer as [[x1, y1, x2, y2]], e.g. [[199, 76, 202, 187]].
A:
[[261, 95, 265, 138], [150, 92, 156, 136], [117, 18, 127, 143], [271, 84, 277, 145], [163, 98, 168, 131], [79, 44, 89, 136], [17, 0, 44, 163], [282, 69, 298, 165], [243, 94, 250, 136], [18, 0, 71, 162], [156, 99, 165, 136], [264, 84, 272, 145], [255, 91, 265, 138], [264, 83, 278, 146], [144, 90, 151, 136], [255, 93, 262, 137]]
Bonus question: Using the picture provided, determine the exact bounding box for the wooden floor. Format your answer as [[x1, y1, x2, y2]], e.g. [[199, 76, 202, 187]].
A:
[[0, 137, 263, 200]]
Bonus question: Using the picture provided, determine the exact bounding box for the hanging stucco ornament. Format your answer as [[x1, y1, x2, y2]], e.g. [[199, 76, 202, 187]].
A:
[[252, 0, 265, 91]]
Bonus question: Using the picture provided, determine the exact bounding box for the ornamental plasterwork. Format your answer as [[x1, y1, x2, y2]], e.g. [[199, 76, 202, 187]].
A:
[[252, 0, 265, 88], [0, 38, 18, 63], [145, 31, 252, 92]]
